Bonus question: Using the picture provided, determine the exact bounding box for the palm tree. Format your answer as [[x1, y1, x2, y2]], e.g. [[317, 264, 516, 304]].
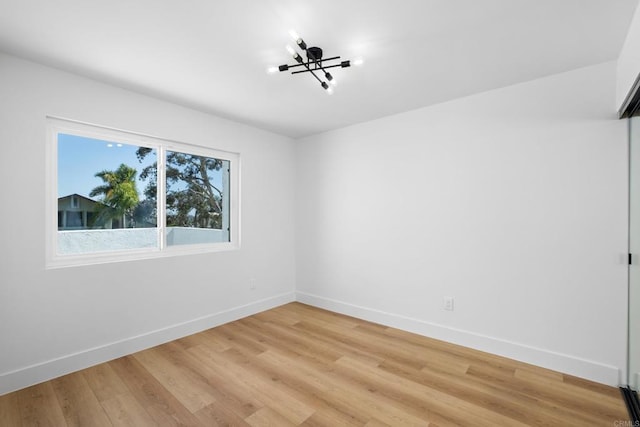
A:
[[90, 164, 140, 228]]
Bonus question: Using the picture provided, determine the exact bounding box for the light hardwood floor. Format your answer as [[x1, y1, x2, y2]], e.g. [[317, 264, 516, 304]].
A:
[[0, 302, 629, 426]]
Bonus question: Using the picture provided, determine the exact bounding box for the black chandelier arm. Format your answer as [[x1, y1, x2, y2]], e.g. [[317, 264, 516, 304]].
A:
[[291, 61, 350, 75], [302, 63, 324, 85], [278, 56, 341, 72]]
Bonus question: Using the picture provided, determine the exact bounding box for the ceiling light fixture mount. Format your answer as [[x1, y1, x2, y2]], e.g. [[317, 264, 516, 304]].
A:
[[273, 31, 358, 94]]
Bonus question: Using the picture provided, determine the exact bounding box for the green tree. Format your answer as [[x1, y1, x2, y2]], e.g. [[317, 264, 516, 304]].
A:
[[136, 148, 224, 229], [132, 199, 157, 228], [90, 163, 140, 228]]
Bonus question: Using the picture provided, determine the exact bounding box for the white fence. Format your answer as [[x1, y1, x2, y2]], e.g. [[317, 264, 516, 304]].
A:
[[58, 227, 226, 254]]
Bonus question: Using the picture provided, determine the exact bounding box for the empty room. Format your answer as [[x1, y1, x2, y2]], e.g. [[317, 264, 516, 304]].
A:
[[2, 0, 640, 425]]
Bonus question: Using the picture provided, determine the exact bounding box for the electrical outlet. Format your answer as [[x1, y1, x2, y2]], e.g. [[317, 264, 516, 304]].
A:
[[443, 297, 454, 311], [249, 278, 256, 291]]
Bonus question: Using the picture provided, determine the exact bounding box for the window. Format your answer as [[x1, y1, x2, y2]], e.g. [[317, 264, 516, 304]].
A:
[[46, 118, 240, 268]]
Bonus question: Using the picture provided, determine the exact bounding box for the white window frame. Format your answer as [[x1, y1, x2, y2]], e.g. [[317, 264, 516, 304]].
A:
[[46, 117, 240, 269]]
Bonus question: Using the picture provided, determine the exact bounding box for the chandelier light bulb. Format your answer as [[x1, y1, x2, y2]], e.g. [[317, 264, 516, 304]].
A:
[[288, 29, 300, 41], [267, 66, 278, 74], [353, 58, 364, 66], [285, 45, 296, 56]]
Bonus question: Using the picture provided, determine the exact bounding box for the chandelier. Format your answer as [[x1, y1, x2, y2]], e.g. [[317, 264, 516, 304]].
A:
[[270, 30, 362, 94]]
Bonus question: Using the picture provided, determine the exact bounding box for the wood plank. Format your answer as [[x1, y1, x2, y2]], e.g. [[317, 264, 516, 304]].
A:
[[386, 358, 592, 426], [297, 405, 364, 427], [169, 343, 264, 419], [292, 319, 454, 371], [99, 392, 156, 426], [187, 345, 315, 424], [282, 303, 362, 329], [255, 348, 370, 426], [133, 346, 216, 413], [194, 401, 251, 426], [257, 349, 334, 394], [108, 355, 202, 426], [208, 322, 268, 356], [51, 373, 112, 427], [363, 418, 392, 427], [334, 355, 528, 427], [17, 382, 66, 427], [82, 363, 129, 402], [394, 359, 540, 420], [245, 406, 298, 427], [198, 329, 233, 352], [253, 306, 303, 326], [0, 388, 22, 427], [562, 373, 624, 399], [240, 317, 346, 364], [513, 367, 627, 420]]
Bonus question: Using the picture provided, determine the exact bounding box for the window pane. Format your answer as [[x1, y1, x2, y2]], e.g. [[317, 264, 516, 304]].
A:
[[165, 150, 230, 246], [66, 211, 83, 228], [57, 134, 158, 255]]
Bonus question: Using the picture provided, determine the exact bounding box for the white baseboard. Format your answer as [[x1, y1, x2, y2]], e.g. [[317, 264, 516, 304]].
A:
[[296, 291, 621, 387], [0, 292, 295, 396]]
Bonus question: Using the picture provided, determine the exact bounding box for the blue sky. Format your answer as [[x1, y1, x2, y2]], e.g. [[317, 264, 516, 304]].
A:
[[57, 134, 226, 201], [57, 134, 156, 199]]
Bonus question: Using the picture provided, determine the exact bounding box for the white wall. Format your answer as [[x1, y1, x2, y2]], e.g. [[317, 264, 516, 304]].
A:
[[0, 53, 296, 395], [295, 61, 628, 386], [617, 2, 640, 110]]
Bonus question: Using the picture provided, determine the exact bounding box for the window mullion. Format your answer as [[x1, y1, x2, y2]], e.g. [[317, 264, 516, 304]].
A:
[[222, 162, 230, 242], [158, 145, 167, 251]]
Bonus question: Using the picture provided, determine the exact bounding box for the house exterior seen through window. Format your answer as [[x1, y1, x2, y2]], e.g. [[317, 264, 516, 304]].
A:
[[46, 118, 240, 268]]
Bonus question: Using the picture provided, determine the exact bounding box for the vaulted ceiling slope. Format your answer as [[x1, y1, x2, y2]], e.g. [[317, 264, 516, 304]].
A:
[[0, 0, 638, 138]]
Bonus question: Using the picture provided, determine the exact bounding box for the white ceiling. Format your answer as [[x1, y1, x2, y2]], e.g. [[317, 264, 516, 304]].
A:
[[0, 0, 637, 138]]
